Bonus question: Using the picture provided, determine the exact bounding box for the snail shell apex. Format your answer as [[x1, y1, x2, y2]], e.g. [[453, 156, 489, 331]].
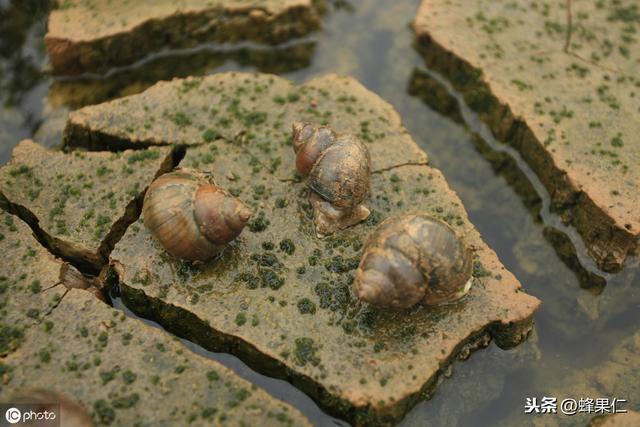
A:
[[143, 168, 251, 262], [292, 122, 372, 237], [353, 214, 473, 310]]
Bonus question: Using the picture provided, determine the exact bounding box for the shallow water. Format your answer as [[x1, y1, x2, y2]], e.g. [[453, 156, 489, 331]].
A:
[[0, 0, 638, 426]]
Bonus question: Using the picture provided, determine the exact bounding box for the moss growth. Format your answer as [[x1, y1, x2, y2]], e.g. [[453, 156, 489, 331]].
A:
[[297, 298, 316, 315], [293, 337, 320, 367]]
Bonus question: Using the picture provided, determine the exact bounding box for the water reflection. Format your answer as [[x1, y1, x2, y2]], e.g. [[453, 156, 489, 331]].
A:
[[0, 0, 50, 158], [408, 68, 607, 293], [48, 42, 316, 110]]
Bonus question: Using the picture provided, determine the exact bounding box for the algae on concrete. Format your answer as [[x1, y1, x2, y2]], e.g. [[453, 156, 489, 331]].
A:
[[0, 205, 309, 425], [1, 287, 311, 426], [0, 140, 176, 272], [45, 0, 326, 74], [0, 209, 68, 359], [414, 0, 640, 272], [67, 72, 541, 425]]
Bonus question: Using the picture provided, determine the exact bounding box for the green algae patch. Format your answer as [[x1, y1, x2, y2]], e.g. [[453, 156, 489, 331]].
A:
[[414, 0, 640, 272], [0, 140, 176, 272], [98, 73, 540, 425], [45, 0, 326, 75], [0, 288, 310, 426], [63, 73, 427, 172], [0, 210, 67, 359]]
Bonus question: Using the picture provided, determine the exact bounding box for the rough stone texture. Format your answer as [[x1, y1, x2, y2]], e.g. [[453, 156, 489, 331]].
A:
[[0, 140, 176, 272], [0, 204, 308, 426], [0, 209, 69, 358], [408, 68, 608, 292], [67, 72, 541, 425], [45, 0, 326, 75], [63, 72, 428, 173], [1, 287, 310, 426], [414, 0, 640, 272]]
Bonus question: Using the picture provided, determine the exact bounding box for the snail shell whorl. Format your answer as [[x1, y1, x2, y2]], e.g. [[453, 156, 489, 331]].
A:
[[354, 214, 473, 309], [292, 122, 372, 236], [142, 169, 251, 262]]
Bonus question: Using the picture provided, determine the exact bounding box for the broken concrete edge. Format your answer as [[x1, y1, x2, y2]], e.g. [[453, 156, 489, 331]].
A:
[[0, 207, 106, 310], [107, 258, 536, 426], [2, 286, 313, 426], [413, 34, 637, 273], [0, 141, 183, 274], [62, 120, 172, 151], [45, 0, 327, 76], [408, 70, 609, 291]]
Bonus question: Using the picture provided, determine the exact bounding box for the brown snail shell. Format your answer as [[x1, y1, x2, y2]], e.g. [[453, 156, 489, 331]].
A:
[[292, 122, 371, 237], [353, 214, 473, 309], [142, 168, 252, 262]]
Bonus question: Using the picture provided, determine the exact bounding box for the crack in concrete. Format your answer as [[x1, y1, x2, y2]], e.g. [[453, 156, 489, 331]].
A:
[[561, 0, 629, 77], [41, 281, 63, 293], [42, 288, 70, 318], [372, 161, 430, 174], [563, 0, 572, 53]]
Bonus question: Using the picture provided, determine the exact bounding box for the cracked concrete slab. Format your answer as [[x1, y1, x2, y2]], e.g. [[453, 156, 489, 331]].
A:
[[83, 73, 541, 425], [0, 140, 177, 272], [64, 73, 428, 172], [45, 0, 326, 75], [414, 0, 640, 272], [0, 287, 311, 426], [0, 209, 70, 358]]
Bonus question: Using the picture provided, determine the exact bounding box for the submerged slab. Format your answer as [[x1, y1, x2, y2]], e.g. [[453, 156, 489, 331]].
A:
[[532, 331, 640, 427], [414, 0, 640, 272], [87, 73, 541, 425], [45, 0, 325, 75], [1, 289, 311, 427], [0, 140, 176, 272]]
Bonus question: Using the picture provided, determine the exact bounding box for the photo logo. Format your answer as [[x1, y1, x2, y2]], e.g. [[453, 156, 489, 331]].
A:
[[5, 407, 21, 424]]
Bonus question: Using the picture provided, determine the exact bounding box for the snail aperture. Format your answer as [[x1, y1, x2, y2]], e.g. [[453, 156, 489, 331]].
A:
[[292, 122, 371, 237], [353, 214, 473, 309], [142, 168, 252, 262]]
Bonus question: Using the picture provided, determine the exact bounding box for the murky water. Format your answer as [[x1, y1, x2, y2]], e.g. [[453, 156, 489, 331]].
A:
[[1, 0, 638, 425]]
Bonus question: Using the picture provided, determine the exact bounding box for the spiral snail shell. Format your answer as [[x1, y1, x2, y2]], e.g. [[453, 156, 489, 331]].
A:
[[292, 122, 371, 237], [353, 214, 473, 309], [142, 168, 252, 262]]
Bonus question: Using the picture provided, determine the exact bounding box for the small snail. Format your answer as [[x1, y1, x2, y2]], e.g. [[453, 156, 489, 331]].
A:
[[353, 214, 473, 310], [292, 122, 371, 237], [142, 168, 252, 262], [60, 263, 107, 302]]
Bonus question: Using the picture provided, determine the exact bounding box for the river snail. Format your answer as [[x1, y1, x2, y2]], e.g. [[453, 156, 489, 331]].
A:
[[292, 122, 371, 237], [353, 214, 474, 310], [142, 168, 252, 262]]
